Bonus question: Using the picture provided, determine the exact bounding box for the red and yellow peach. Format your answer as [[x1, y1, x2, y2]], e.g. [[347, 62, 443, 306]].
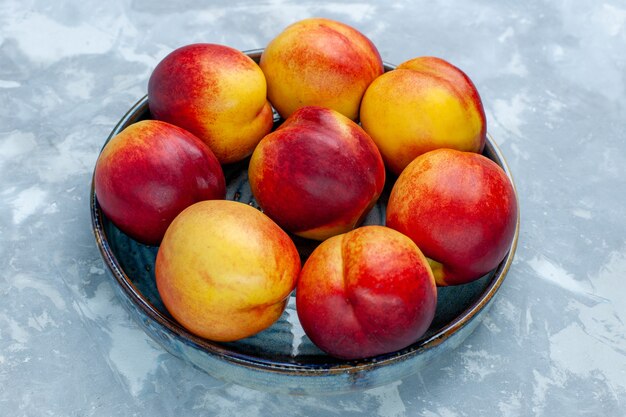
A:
[[94, 120, 225, 245], [386, 149, 518, 286], [155, 200, 301, 342], [296, 225, 437, 360], [360, 56, 486, 174], [148, 43, 273, 164], [248, 106, 386, 241], [260, 18, 383, 120]]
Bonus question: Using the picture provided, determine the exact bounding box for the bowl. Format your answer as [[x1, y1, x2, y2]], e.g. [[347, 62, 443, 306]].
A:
[[90, 49, 520, 395]]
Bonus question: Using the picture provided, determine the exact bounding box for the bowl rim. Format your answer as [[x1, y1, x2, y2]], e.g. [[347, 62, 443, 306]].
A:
[[90, 49, 520, 376]]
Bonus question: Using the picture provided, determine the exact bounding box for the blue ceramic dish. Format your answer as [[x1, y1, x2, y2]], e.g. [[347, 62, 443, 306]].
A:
[[90, 50, 520, 395]]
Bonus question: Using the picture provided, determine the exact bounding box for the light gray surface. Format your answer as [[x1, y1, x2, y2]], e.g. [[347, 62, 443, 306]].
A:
[[1, 0, 625, 415]]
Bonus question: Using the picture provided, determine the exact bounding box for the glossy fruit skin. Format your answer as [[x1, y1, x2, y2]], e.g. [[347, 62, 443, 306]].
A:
[[155, 200, 301, 342], [386, 148, 518, 286], [360, 56, 486, 175], [148, 43, 273, 164], [260, 18, 383, 120], [94, 120, 225, 245], [296, 225, 437, 360], [248, 106, 386, 241]]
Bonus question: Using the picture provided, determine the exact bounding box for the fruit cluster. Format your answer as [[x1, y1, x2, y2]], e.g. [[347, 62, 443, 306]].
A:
[[94, 18, 518, 360]]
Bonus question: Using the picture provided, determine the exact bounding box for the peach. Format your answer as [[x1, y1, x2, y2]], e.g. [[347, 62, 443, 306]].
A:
[[386, 149, 518, 286], [94, 120, 225, 245], [260, 18, 383, 120], [296, 226, 437, 360], [248, 106, 386, 241], [155, 200, 301, 342], [148, 43, 273, 164], [360, 56, 486, 174]]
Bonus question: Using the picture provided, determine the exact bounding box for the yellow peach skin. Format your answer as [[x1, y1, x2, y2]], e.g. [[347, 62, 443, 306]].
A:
[[360, 56, 486, 175], [260, 18, 383, 120], [155, 200, 300, 342]]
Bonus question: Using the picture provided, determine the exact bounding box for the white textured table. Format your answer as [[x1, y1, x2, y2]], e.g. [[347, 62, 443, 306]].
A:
[[1, 1, 625, 415]]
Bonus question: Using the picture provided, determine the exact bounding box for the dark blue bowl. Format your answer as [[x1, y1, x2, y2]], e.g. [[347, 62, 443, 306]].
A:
[[90, 50, 520, 395]]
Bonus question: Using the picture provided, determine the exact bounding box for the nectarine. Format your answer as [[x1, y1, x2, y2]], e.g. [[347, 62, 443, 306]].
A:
[[94, 120, 225, 245], [360, 56, 486, 174], [386, 149, 517, 286], [155, 200, 301, 342], [148, 43, 273, 164], [260, 18, 383, 120], [296, 226, 437, 360], [248, 106, 385, 241]]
